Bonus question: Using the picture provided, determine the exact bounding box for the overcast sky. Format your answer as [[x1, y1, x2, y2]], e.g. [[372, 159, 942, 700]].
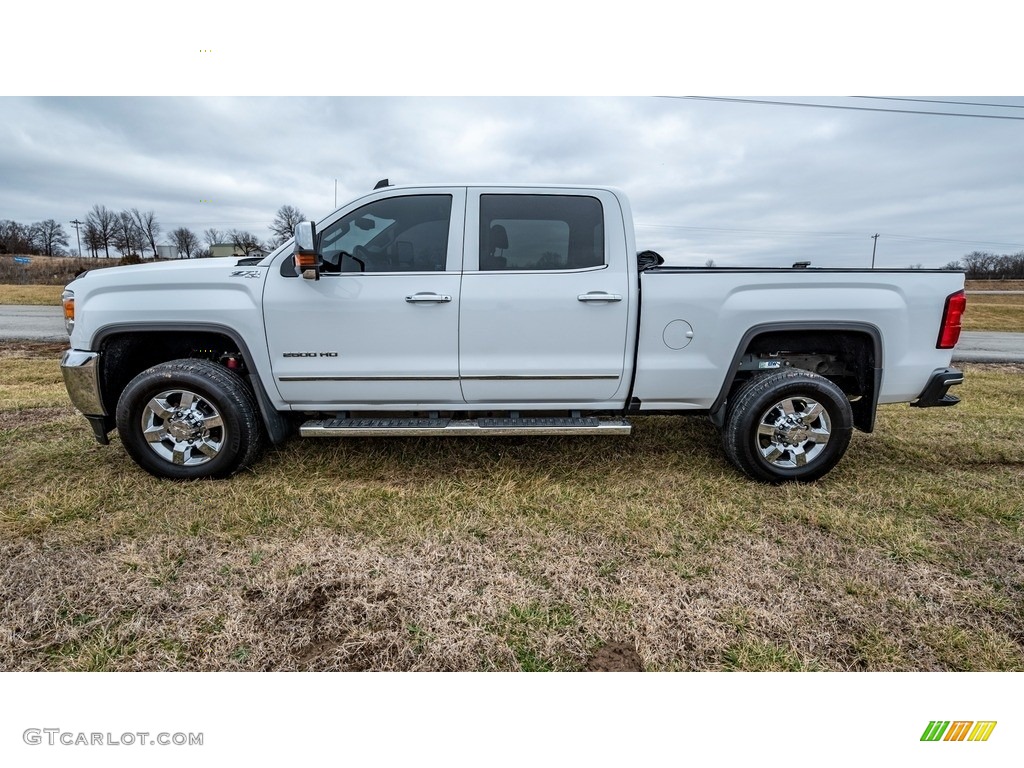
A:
[[3, 95, 1023, 268], [3, 3, 1022, 269]]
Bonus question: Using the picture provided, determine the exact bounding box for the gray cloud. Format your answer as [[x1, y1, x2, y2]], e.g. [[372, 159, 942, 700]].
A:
[[1, 96, 1022, 267]]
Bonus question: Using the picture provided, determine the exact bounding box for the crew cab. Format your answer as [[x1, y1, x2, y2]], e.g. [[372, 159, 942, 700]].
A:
[[59, 184, 966, 482]]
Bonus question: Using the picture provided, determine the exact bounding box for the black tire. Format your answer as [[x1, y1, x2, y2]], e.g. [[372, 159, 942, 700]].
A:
[[723, 370, 853, 483], [115, 359, 266, 479]]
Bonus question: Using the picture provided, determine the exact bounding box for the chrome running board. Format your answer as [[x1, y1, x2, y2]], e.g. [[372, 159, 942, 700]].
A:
[[300, 416, 632, 438]]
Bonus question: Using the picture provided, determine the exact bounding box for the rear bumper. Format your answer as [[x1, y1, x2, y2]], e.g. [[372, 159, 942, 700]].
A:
[[910, 367, 963, 408], [60, 349, 112, 444]]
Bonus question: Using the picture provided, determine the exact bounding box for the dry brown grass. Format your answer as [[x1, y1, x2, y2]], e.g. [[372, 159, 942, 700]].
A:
[[1, 343, 1022, 671], [0, 285, 64, 305], [0, 254, 123, 305], [967, 279, 1024, 292], [0, 254, 129, 286], [963, 293, 1024, 333]]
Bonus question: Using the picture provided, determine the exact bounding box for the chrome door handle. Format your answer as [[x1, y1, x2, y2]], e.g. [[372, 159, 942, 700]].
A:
[[406, 293, 452, 303], [577, 292, 623, 302]]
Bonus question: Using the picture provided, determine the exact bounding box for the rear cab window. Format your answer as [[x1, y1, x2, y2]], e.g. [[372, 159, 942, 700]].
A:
[[479, 195, 604, 271]]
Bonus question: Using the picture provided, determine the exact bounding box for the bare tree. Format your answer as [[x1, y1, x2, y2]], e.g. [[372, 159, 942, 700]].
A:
[[203, 228, 223, 249], [86, 204, 117, 258], [83, 220, 102, 258], [993, 253, 1024, 280], [1012, 252, 1024, 280], [171, 227, 201, 259], [229, 229, 265, 257], [269, 204, 306, 246], [112, 211, 144, 257], [131, 209, 161, 257], [0, 220, 34, 254], [961, 251, 997, 280], [956, 250, 1024, 280], [31, 219, 70, 257]]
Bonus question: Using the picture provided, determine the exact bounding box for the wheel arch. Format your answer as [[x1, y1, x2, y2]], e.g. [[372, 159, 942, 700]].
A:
[[711, 322, 883, 433], [93, 322, 292, 445]]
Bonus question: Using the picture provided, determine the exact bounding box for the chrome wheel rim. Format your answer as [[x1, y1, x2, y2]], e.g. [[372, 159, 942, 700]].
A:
[[755, 396, 831, 469], [140, 389, 226, 466]]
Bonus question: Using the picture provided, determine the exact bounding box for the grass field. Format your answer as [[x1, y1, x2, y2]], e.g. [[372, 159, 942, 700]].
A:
[[1, 342, 1021, 671], [0, 284, 65, 305], [0, 255, 125, 289], [967, 279, 1024, 292], [963, 293, 1024, 332]]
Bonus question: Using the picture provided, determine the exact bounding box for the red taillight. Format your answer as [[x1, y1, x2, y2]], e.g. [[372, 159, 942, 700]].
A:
[[937, 290, 966, 349]]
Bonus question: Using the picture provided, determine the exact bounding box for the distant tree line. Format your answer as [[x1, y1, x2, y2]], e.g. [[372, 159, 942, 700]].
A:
[[943, 251, 1024, 280], [0, 219, 70, 257], [1, 204, 306, 260]]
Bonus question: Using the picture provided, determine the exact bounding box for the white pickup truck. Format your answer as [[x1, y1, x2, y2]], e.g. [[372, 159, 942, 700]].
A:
[[60, 183, 966, 482]]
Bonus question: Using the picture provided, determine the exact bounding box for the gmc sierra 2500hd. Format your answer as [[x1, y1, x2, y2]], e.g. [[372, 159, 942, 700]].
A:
[[60, 183, 966, 482]]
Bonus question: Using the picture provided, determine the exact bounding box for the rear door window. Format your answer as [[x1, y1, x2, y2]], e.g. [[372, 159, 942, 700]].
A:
[[479, 195, 604, 271]]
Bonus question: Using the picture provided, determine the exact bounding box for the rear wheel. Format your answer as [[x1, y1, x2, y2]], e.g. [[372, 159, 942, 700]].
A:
[[115, 359, 265, 479], [723, 370, 853, 483]]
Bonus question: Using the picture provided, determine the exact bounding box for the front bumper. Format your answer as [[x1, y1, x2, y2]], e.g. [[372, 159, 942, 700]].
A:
[[910, 367, 963, 408], [60, 349, 112, 444]]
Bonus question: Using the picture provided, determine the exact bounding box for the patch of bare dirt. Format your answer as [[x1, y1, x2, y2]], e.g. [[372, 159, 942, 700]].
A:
[[586, 641, 644, 671], [0, 407, 72, 431], [0, 341, 68, 359]]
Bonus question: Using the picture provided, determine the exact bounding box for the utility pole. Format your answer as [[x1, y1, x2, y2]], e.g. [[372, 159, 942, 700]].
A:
[[870, 233, 880, 269], [70, 219, 84, 258]]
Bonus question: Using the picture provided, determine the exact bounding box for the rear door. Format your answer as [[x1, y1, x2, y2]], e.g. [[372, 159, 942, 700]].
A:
[[458, 188, 632, 405], [264, 188, 465, 408]]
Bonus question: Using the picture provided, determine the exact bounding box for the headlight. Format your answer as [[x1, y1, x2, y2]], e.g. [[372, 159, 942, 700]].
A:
[[61, 289, 75, 335]]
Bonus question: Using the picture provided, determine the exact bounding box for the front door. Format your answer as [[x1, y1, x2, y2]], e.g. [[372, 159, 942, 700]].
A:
[[264, 189, 466, 409]]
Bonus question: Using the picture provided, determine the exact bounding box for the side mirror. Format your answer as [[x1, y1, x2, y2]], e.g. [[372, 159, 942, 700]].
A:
[[293, 221, 320, 280]]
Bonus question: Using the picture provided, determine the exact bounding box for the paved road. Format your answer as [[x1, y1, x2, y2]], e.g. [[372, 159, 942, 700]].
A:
[[0, 304, 67, 342], [2, 304, 1023, 362], [953, 332, 1024, 363]]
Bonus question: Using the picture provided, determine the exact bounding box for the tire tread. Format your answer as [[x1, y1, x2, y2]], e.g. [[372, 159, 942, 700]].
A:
[[723, 370, 853, 483], [115, 358, 266, 479]]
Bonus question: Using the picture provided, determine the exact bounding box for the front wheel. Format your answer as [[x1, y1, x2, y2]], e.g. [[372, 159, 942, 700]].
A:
[[723, 370, 853, 483], [115, 359, 266, 479]]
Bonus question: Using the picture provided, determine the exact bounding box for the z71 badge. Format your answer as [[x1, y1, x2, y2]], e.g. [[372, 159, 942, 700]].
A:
[[230, 270, 262, 278]]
